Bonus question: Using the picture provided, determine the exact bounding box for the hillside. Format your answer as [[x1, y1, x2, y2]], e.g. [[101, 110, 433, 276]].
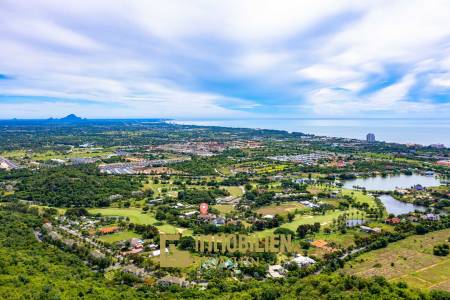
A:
[[342, 228, 450, 292]]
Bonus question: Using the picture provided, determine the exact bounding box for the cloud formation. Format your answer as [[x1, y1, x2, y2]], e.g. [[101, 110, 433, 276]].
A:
[[0, 0, 449, 118]]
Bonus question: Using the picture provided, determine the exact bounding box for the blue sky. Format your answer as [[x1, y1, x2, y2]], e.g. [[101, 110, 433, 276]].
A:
[[0, 0, 449, 119]]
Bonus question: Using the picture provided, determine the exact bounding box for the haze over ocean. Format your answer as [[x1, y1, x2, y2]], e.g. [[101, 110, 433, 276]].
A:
[[173, 118, 450, 147]]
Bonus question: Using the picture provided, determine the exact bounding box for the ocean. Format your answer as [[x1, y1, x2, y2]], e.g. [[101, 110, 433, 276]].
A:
[[172, 118, 450, 147]]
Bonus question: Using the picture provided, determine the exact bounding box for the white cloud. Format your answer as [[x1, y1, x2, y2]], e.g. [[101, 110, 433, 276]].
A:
[[0, 0, 449, 118]]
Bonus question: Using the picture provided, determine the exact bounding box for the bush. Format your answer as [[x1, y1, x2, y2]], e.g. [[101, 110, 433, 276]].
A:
[[433, 244, 449, 256]]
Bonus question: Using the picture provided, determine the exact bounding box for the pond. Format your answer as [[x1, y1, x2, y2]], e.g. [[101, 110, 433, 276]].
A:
[[346, 219, 365, 227], [343, 174, 442, 191], [378, 194, 426, 216]]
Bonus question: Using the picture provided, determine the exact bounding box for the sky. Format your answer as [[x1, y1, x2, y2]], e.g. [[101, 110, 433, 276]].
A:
[[0, 0, 450, 119]]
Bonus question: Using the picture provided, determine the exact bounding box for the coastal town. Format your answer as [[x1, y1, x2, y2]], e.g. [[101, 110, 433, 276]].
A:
[[1, 119, 449, 296]]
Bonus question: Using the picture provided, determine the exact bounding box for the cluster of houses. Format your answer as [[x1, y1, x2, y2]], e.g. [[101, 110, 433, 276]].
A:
[[267, 254, 316, 278], [149, 140, 263, 158], [268, 152, 335, 166], [385, 212, 441, 225], [41, 222, 107, 260], [179, 208, 238, 227], [98, 157, 189, 175], [151, 142, 227, 157], [121, 238, 145, 255], [197, 213, 227, 226]]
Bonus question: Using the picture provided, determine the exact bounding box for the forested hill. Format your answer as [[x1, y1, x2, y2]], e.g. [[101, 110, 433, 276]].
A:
[[1, 209, 450, 299], [0, 211, 141, 299], [9, 165, 142, 207]]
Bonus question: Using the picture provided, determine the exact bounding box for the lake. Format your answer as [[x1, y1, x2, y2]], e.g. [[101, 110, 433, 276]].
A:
[[342, 174, 442, 191], [378, 194, 426, 216]]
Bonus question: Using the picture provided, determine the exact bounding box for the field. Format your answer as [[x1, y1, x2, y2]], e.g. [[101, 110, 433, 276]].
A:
[[31, 205, 66, 216], [255, 164, 288, 174], [256, 202, 306, 216], [97, 231, 141, 243], [142, 179, 178, 197], [1, 148, 114, 161], [89, 208, 157, 224], [212, 204, 235, 214], [257, 208, 362, 237], [342, 229, 450, 291], [314, 230, 365, 249], [88, 207, 191, 236], [341, 189, 377, 207], [222, 186, 244, 197]]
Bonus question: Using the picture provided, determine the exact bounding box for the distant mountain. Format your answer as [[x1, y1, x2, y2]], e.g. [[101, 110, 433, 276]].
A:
[[60, 114, 83, 121], [0, 116, 170, 125]]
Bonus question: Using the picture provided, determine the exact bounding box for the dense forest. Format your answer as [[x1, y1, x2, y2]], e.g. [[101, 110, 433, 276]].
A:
[[10, 165, 142, 207], [1, 210, 450, 300], [0, 211, 141, 299]]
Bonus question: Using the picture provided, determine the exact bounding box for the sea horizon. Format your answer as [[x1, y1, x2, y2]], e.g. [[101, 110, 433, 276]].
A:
[[172, 118, 450, 147], [1, 116, 448, 148]]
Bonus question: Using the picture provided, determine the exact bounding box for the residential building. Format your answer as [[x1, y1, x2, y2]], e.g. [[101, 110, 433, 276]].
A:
[[290, 254, 316, 268], [366, 133, 376, 143], [267, 265, 286, 278], [157, 276, 190, 287]]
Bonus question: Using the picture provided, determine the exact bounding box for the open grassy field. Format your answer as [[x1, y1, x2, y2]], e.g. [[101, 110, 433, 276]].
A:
[[88, 207, 191, 236], [216, 166, 232, 176], [142, 178, 180, 197], [31, 205, 66, 216], [0, 150, 27, 158], [257, 208, 362, 237], [156, 224, 193, 236], [307, 184, 333, 195], [314, 230, 366, 249], [255, 164, 288, 174], [342, 228, 450, 292], [1, 148, 114, 161], [341, 189, 377, 207], [222, 186, 244, 197], [212, 204, 235, 214], [88, 208, 157, 224], [284, 208, 361, 229], [256, 202, 306, 216], [97, 230, 141, 243]]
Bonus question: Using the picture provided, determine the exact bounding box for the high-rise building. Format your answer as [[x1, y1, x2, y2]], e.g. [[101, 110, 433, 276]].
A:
[[366, 133, 375, 143]]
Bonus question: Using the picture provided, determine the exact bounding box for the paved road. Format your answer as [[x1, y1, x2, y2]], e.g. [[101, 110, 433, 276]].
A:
[[58, 225, 113, 254]]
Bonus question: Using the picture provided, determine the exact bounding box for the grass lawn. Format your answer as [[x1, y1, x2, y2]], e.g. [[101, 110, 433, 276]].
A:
[[255, 164, 288, 174], [342, 228, 450, 292], [212, 204, 235, 214], [0, 150, 27, 159], [217, 166, 232, 176], [89, 207, 191, 236], [222, 186, 244, 197], [342, 189, 377, 207], [2, 148, 115, 161], [257, 208, 362, 237], [88, 208, 157, 224], [307, 184, 333, 195], [256, 202, 306, 216], [154, 224, 193, 236], [97, 231, 141, 243], [31, 205, 66, 216], [314, 230, 364, 249]]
